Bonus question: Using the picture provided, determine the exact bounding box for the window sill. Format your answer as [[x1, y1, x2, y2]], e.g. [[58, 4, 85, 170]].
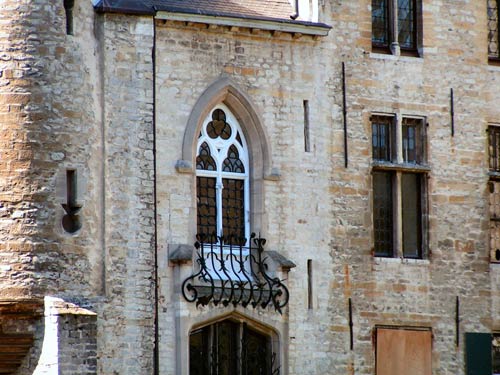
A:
[[372, 161, 430, 173], [373, 256, 430, 266], [489, 171, 500, 181], [369, 52, 424, 63], [488, 57, 500, 67]]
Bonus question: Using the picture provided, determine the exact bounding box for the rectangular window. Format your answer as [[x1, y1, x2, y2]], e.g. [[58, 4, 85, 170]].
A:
[[489, 126, 500, 172], [372, 115, 394, 161], [372, 0, 420, 55], [372, 114, 427, 259], [373, 172, 394, 256], [489, 0, 500, 61], [402, 118, 423, 163], [196, 176, 217, 239], [490, 181, 500, 263], [221, 178, 245, 243], [376, 327, 432, 375], [402, 173, 422, 258]]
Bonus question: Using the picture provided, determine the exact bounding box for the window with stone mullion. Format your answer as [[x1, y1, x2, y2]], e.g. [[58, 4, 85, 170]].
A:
[[372, 0, 419, 54]]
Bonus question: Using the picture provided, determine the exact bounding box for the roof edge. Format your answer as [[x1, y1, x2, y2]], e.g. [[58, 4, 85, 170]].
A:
[[93, 0, 156, 15], [156, 11, 331, 36]]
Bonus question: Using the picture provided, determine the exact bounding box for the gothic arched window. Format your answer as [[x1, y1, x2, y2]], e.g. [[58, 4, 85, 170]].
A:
[[189, 319, 275, 375], [196, 105, 249, 244]]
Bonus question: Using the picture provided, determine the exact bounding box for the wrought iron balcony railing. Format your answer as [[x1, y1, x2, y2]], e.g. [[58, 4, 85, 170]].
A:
[[181, 233, 290, 314]]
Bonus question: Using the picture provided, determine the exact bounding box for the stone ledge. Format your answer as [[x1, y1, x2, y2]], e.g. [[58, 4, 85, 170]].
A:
[[169, 244, 193, 264], [266, 250, 296, 271]]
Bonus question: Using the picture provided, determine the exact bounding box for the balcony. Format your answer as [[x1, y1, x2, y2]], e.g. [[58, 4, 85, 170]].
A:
[[180, 233, 293, 314]]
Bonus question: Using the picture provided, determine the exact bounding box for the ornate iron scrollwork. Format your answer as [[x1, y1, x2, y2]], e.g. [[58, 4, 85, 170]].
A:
[[182, 233, 290, 314]]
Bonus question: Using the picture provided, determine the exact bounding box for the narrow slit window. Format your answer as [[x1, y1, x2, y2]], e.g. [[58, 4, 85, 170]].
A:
[[304, 100, 311, 152], [307, 259, 313, 309], [66, 169, 77, 207], [64, 0, 75, 35]]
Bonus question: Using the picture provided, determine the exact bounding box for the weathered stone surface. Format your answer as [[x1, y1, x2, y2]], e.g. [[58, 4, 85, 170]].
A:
[[0, 0, 499, 374]]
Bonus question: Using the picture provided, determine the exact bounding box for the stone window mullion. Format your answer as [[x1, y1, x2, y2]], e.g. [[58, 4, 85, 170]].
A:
[[390, 0, 401, 55]]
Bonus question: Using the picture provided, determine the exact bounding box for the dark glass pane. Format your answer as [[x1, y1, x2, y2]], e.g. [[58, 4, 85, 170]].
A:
[[372, 0, 390, 47], [402, 118, 422, 163], [216, 321, 238, 375], [222, 179, 245, 244], [489, 126, 500, 172], [398, 0, 416, 50], [196, 142, 216, 171], [242, 325, 270, 375], [372, 116, 392, 161], [189, 328, 209, 375], [488, 0, 499, 58], [207, 109, 232, 140], [402, 173, 422, 258], [223, 145, 245, 173], [373, 172, 393, 256], [197, 177, 217, 238]]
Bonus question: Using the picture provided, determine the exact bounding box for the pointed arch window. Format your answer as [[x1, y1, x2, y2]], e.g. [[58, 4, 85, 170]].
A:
[[196, 105, 249, 245], [189, 319, 278, 375]]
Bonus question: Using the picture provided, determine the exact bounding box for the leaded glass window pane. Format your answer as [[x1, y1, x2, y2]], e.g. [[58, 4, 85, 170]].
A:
[[196, 105, 249, 244], [489, 126, 500, 172], [196, 142, 216, 171], [372, 0, 390, 48], [373, 172, 393, 256], [402, 118, 423, 164], [489, 0, 500, 59], [222, 178, 245, 242], [222, 145, 245, 173], [490, 181, 500, 263], [398, 0, 416, 50], [372, 115, 393, 161], [197, 176, 217, 238], [402, 173, 422, 258]]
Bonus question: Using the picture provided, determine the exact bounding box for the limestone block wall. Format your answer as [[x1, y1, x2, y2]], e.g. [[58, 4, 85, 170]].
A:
[[95, 13, 156, 375], [154, 1, 500, 374], [0, 0, 499, 374], [154, 21, 340, 375]]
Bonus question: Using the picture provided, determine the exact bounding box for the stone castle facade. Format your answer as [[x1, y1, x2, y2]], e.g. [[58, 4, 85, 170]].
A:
[[0, 0, 499, 374]]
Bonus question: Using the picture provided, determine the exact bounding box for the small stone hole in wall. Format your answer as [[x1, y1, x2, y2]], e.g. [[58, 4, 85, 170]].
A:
[[64, 0, 74, 35], [496, 249, 500, 261], [62, 169, 82, 233]]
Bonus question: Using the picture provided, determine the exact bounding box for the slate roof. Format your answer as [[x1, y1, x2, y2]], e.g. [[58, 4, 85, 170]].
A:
[[95, 0, 302, 24]]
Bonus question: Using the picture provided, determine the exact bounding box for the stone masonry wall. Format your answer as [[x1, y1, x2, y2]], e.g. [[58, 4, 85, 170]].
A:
[[154, 1, 500, 374], [95, 13, 156, 375], [1, 0, 499, 374]]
